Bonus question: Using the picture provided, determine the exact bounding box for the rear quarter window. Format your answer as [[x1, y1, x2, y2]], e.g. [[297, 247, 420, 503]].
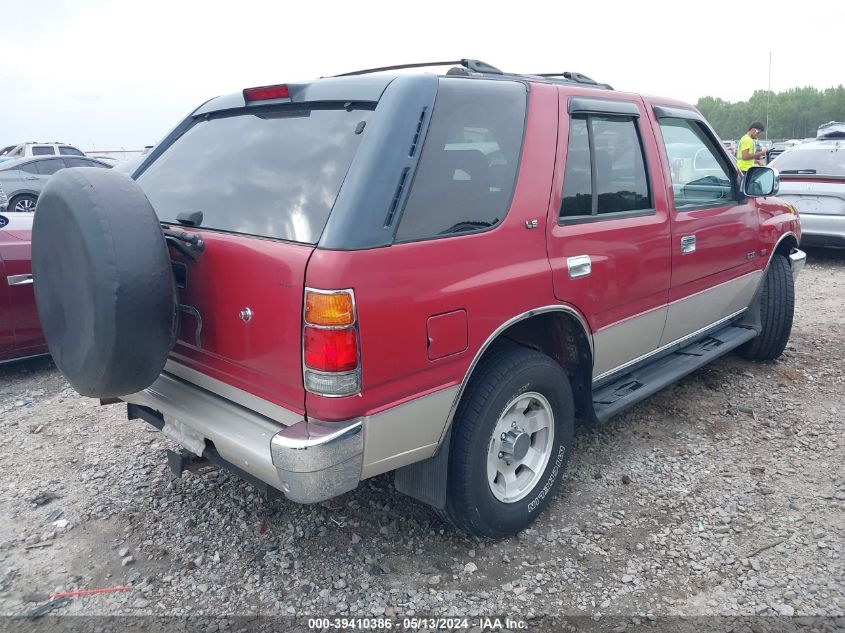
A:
[[395, 78, 527, 242]]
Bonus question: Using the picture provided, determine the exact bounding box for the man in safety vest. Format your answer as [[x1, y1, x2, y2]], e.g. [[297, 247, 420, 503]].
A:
[[736, 122, 767, 173]]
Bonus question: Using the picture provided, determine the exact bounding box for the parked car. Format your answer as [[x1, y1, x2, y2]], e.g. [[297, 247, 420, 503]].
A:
[[0, 211, 45, 363], [0, 155, 111, 212], [31, 59, 804, 538], [771, 137, 845, 248], [0, 142, 86, 158]]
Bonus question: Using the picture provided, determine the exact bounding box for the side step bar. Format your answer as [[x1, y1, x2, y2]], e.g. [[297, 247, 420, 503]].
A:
[[591, 324, 758, 423]]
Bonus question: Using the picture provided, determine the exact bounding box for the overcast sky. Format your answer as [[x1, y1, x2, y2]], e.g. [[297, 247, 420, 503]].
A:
[[1, 0, 842, 150]]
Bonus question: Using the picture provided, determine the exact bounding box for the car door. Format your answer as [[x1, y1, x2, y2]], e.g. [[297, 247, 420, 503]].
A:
[[0, 215, 13, 356], [0, 213, 43, 354], [649, 105, 760, 346], [546, 92, 672, 381], [29, 158, 68, 194]]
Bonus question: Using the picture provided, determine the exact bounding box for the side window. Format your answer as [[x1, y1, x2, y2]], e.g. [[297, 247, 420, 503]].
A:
[[59, 147, 85, 156], [561, 119, 591, 217], [395, 79, 526, 242], [658, 118, 733, 209], [560, 114, 651, 221], [64, 157, 106, 168], [33, 159, 66, 176], [31, 146, 56, 156], [19, 162, 39, 175]]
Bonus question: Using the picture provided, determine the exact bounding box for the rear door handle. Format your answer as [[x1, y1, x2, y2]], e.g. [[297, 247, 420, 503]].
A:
[[567, 255, 592, 279], [680, 235, 696, 254]]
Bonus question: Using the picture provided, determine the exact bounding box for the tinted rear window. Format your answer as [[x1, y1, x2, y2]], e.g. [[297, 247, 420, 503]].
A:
[[395, 78, 526, 242], [773, 143, 845, 176], [137, 104, 373, 244], [59, 146, 85, 156]]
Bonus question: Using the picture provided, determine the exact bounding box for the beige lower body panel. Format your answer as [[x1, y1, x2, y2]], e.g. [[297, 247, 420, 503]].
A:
[[660, 271, 762, 347], [360, 385, 459, 479], [592, 307, 668, 378]]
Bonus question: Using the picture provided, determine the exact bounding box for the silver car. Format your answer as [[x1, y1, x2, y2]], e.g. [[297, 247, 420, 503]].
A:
[[771, 138, 845, 249], [0, 155, 111, 212]]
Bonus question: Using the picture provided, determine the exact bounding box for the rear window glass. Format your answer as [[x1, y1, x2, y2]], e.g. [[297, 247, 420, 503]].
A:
[[772, 143, 845, 176], [137, 103, 374, 244], [395, 78, 526, 242], [59, 146, 85, 156], [31, 146, 55, 156]]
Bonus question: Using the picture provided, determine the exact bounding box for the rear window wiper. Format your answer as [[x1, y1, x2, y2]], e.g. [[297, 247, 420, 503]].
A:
[[780, 169, 817, 174], [161, 225, 205, 260]]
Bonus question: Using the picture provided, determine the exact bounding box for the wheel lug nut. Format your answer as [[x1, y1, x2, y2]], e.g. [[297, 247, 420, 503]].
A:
[[498, 452, 503, 458]]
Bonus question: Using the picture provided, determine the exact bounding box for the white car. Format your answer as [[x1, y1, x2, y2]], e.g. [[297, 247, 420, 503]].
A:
[[0, 142, 86, 159], [771, 138, 845, 249]]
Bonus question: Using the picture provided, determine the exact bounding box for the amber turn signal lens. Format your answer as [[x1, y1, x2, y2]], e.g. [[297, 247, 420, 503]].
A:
[[305, 291, 355, 326]]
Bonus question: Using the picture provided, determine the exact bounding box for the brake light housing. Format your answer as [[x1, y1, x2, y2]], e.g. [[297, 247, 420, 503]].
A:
[[243, 84, 290, 102], [303, 288, 360, 396]]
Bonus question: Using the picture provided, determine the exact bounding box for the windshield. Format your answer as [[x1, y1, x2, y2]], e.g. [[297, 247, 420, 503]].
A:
[[772, 142, 845, 176], [136, 103, 374, 244]]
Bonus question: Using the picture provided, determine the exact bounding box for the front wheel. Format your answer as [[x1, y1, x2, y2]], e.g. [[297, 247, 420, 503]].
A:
[[739, 254, 795, 361], [443, 344, 574, 538]]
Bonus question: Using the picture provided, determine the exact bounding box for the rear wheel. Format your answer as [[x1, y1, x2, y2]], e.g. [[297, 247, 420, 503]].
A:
[[10, 194, 37, 213], [739, 254, 794, 361], [443, 344, 574, 538]]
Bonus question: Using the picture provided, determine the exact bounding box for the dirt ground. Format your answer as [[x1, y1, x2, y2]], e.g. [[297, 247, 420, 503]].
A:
[[0, 248, 842, 631]]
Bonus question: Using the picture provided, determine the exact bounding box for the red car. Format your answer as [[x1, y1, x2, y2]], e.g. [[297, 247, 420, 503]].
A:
[[32, 60, 804, 537], [0, 211, 45, 363]]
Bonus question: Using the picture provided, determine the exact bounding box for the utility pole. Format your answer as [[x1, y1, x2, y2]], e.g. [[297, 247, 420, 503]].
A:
[[766, 51, 772, 140]]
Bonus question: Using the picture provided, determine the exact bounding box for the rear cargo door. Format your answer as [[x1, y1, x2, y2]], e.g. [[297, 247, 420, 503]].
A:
[[136, 101, 374, 414]]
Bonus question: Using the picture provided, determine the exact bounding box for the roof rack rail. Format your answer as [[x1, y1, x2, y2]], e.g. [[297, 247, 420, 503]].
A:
[[333, 59, 502, 77], [532, 72, 613, 89], [332, 59, 612, 90]]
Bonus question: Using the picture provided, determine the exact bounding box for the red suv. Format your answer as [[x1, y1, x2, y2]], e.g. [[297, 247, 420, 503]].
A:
[[32, 60, 804, 538]]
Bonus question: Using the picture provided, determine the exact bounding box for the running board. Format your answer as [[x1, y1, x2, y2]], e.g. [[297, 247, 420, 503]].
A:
[[591, 324, 758, 423]]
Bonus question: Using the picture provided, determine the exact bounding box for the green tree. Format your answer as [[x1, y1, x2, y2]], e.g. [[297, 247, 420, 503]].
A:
[[696, 86, 845, 139]]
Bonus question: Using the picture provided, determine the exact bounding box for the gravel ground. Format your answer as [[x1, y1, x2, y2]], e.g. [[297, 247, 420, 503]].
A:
[[0, 248, 843, 630]]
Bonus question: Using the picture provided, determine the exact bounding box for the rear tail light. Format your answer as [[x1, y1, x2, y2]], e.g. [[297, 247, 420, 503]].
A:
[[243, 84, 290, 102], [303, 289, 360, 396], [304, 327, 358, 372]]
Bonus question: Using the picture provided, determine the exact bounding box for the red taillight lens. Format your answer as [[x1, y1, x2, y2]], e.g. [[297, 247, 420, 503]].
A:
[[243, 84, 290, 102], [304, 327, 358, 372]]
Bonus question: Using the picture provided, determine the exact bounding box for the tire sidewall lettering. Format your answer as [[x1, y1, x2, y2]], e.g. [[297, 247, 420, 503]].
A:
[[527, 444, 566, 513]]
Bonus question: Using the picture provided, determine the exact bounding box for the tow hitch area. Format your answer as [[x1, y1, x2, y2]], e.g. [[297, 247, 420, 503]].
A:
[[166, 449, 219, 478]]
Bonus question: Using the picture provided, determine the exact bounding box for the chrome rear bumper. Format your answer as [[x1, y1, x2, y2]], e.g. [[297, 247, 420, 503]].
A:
[[122, 371, 364, 503]]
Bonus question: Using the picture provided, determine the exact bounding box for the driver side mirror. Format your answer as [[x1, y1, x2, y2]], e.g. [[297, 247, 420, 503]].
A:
[[742, 166, 779, 197]]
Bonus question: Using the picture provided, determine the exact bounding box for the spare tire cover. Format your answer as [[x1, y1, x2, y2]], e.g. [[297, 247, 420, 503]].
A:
[[32, 168, 176, 398]]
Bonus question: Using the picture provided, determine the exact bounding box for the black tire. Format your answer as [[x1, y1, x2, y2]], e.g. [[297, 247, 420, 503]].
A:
[[739, 254, 794, 361], [32, 167, 177, 398], [443, 344, 575, 538], [10, 194, 37, 213]]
